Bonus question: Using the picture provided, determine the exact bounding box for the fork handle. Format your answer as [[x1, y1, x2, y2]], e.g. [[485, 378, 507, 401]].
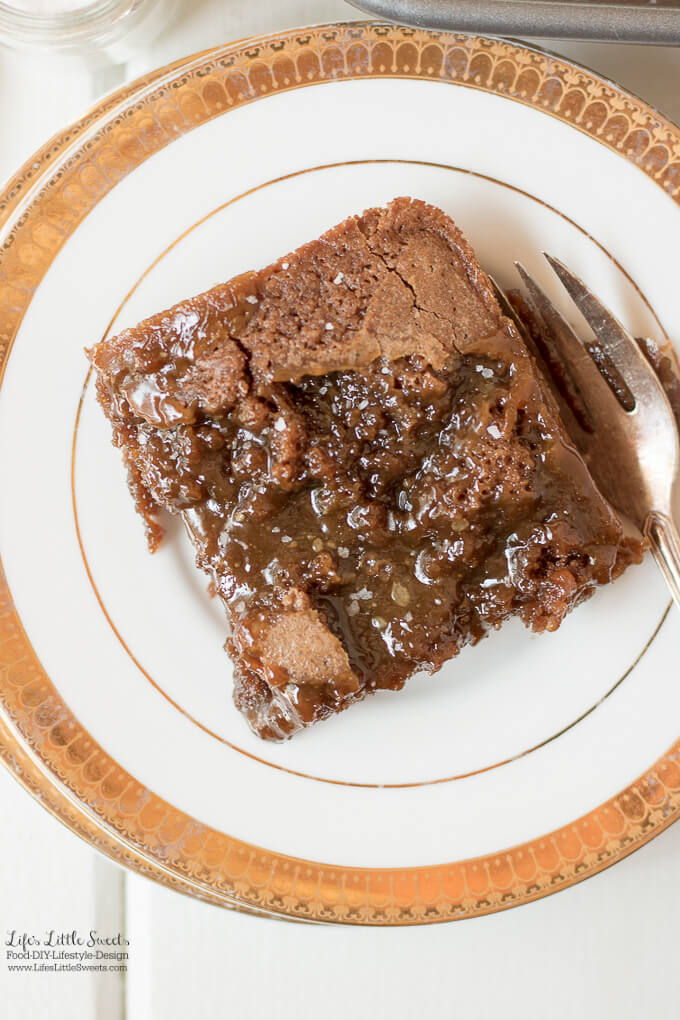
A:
[[645, 512, 680, 611]]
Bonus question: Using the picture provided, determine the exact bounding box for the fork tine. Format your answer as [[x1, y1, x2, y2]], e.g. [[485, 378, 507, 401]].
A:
[[514, 261, 623, 429], [489, 276, 542, 358], [489, 276, 520, 327], [543, 254, 663, 410], [492, 273, 590, 435]]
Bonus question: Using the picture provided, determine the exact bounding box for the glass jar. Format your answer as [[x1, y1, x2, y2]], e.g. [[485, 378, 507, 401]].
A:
[[0, 0, 172, 61]]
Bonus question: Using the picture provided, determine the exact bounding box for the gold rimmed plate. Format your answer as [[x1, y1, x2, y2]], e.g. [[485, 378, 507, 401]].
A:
[[1, 23, 679, 924]]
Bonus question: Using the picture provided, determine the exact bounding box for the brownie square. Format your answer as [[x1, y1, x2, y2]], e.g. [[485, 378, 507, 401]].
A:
[[88, 199, 642, 739]]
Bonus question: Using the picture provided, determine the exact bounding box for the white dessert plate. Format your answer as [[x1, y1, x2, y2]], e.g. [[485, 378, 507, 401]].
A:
[[0, 23, 678, 923]]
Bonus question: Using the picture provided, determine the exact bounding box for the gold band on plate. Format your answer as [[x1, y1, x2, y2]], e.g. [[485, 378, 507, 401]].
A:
[[1, 22, 679, 924]]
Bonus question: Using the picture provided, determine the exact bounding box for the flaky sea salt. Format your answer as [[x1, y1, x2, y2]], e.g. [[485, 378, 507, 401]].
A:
[[487, 424, 502, 440], [476, 365, 494, 380], [274, 417, 286, 431], [391, 582, 410, 607], [325, 322, 334, 331], [333, 272, 344, 285], [245, 295, 258, 304]]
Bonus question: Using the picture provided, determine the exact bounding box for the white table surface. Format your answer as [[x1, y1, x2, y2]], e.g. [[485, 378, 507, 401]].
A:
[[1, 4, 680, 1018]]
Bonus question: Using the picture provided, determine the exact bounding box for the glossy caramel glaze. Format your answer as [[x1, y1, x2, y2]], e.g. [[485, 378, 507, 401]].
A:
[[88, 199, 643, 740]]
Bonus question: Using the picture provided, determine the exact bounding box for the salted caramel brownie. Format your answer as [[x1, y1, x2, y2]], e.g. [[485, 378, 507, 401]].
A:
[[88, 198, 643, 740]]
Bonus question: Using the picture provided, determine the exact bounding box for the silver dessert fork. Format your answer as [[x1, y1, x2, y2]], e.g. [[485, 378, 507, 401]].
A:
[[492, 257, 680, 610]]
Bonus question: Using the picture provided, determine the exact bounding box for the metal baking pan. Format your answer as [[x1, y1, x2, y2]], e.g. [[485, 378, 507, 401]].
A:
[[346, 0, 680, 43]]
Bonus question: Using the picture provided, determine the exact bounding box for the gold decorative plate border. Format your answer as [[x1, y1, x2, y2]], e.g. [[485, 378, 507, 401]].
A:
[[1, 22, 679, 924]]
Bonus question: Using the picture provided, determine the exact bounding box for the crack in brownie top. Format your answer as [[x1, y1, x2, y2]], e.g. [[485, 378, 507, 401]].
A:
[[88, 198, 643, 740]]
